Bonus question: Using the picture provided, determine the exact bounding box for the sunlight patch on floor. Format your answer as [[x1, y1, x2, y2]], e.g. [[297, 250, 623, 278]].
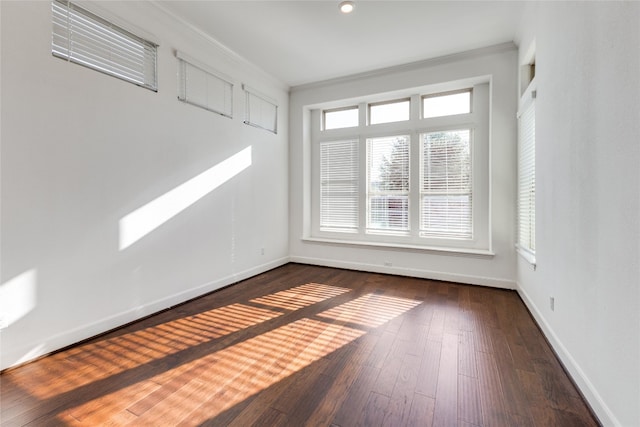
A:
[[10, 283, 352, 401], [250, 282, 351, 310], [21, 302, 281, 400], [61, 293, 422, 425], [317, 293, 422, 327]]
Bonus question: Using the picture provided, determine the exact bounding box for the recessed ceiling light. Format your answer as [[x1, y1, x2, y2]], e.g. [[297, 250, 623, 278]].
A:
[[339, 1, 354, 14]]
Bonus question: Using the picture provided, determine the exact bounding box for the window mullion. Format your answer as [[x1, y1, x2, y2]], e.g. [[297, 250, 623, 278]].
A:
[[409, 95, 421, 238], [356, 103, 368, 236], [357, 134, 367, 237], [409, 130, 420, 238]]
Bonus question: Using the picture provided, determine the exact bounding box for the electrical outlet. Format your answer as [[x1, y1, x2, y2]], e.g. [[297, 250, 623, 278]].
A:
[[550, 297, 555, 312]]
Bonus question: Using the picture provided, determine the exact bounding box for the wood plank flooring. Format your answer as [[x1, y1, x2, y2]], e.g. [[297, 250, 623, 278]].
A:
[[0, 263, 599, 426]]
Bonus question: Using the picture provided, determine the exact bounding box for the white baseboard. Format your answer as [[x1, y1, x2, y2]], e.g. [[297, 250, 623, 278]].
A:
[[289, 255, 516, 289], [1, 257, 289, 371], [516, 283, 617, 427]]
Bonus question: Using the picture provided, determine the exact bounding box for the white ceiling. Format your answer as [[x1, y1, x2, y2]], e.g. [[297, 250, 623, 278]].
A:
[[157, 1, 525, 87]]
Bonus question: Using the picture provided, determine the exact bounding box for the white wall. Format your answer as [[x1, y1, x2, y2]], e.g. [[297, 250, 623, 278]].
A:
[[0, 1, 289, 370], [289, 45, 518, 288], [516, 3, 640, 426]]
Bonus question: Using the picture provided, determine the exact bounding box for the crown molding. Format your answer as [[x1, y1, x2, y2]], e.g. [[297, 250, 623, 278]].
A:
[[146, 0, 289, 93], [291, 42, 516, 93]]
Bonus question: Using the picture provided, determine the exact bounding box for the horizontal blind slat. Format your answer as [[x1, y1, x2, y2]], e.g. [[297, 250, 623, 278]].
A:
[[518, 99, 535, 251], [320, 140, 359, 231], [420, 129, 472, 239], [367, 135, 410, 232], [51, 0, 157, 91]]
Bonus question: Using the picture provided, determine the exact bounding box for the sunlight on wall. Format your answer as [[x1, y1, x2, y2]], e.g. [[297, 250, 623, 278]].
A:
[[15, 344, 47, 367], [0, 269, 37, 328], [119, 146, 252, 250]]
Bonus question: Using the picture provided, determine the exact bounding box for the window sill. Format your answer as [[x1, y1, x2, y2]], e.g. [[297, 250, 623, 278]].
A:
[[516, 244, 536, 267], [302, 236, 495, 257]]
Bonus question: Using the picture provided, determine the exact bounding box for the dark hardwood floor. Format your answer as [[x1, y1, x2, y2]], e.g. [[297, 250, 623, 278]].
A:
[[1, 263, 599, 426]]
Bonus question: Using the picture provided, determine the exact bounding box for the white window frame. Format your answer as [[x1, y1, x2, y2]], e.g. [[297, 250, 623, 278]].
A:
[[309, 82, 491, 254], [51, 0, 158, 91], [516, 80, 536, 265]]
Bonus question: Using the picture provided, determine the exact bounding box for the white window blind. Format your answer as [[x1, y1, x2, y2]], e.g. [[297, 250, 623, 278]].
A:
[[420, 130, 472, 239], [52, 0, 158, 91], [367, 136, 410, 233], [243, 85, 278, 134], [320, 140, 359, 232], [518, 97, 536, 252], [177, 53, 233, 118]]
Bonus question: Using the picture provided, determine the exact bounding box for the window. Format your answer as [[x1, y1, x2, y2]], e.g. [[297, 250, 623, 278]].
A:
[[310, 83, 490, 252], [243, 85, 278, 134], [177, 52, 233, 118], [420, 130, 472, 239], [320, 140, 359, 232], [422, 90, 471, 118], [51, 0, 158, 91], [518, 88, 536, 256], [323, 107, 358, 130], [369, 99, 410, 125], [367, 136, 410, 233]]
